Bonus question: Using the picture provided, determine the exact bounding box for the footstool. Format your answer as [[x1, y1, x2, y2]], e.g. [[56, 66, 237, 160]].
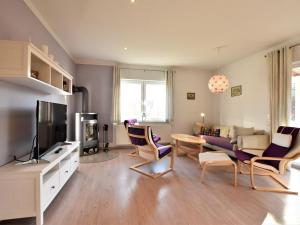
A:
[[199, 152, 237, 187]]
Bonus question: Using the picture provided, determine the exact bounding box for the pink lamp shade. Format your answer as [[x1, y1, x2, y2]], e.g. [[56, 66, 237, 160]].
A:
[[208, 74, 229, 93]]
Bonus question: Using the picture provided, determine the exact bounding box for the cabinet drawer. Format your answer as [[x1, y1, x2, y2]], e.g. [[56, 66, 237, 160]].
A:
[[60, 159, 71, 186], [70, 153, 79, 173], [43, 170, 60, 210]]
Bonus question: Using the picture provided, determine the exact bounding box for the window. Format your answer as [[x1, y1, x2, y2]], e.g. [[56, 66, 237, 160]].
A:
[[113, 67, 173, 124], [120, 79, 167, 122], [290, 71, 300, 126]]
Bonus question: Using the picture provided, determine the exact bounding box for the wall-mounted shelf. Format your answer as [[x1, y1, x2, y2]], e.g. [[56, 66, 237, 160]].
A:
[[0, 40, 73, 95]]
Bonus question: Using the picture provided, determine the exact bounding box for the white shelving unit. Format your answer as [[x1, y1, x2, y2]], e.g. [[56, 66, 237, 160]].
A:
[[0, 40, 73, 95], [0, 142, 80, 225]]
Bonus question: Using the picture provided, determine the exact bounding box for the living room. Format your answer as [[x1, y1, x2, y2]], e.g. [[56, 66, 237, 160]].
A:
[[1, 0, 300, 225]]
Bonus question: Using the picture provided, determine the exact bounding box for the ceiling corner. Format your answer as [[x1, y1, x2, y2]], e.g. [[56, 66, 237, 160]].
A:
[[23, 0, 75, 62]]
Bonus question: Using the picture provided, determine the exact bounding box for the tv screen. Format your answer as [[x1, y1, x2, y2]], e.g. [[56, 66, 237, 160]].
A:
[[35, 101, 67, 159]]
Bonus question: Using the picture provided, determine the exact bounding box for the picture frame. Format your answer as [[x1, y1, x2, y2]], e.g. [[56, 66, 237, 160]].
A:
[[231, 85, 242, 97], [187, 92, 195, 100]]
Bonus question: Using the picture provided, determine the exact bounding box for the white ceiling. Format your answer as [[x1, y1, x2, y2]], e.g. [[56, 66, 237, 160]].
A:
[[26, 0, 300, 70]]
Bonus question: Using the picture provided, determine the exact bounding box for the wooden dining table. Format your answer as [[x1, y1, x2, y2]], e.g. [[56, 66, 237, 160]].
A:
[[171, 134, 206, 161]]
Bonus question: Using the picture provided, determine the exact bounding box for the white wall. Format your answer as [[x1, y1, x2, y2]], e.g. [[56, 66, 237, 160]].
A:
[[218, 51, 270, 131], [114, 67, 217, 144], [172, 67, 218, 133], [218, 40, 300, 132]]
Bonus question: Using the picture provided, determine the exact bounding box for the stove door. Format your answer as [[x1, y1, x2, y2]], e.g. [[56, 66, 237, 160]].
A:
[[82, 120, 98, 147]]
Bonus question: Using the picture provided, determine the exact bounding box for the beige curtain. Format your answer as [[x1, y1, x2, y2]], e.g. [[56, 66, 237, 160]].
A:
[[268, 46, 292, 136], [166, 70, 174, 123], [112, 66, 120, 124]]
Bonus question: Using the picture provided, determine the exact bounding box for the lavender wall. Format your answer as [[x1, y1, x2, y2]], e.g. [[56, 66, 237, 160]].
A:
[[0, 0, 75, 75], [0, 0, 76, 166], [76, 64, 114, 142]]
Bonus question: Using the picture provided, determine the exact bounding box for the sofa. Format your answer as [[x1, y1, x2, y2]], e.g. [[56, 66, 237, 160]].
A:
[[193, 122, 270, 157]]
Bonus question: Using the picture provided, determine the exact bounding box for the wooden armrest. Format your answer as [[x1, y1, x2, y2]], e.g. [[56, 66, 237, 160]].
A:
[[250, 156, 288, 164]]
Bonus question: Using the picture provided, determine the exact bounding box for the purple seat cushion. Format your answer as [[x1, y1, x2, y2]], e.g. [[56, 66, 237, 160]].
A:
[[235, 150, 277, 169], [235, 150, 256, 162], [153, 135, 161, 143], [201, 135, 234, 151], [156, 143, 172, 159]]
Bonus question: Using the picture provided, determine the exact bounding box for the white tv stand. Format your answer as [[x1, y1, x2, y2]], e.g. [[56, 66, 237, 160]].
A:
[[0, 142, 80, 225]]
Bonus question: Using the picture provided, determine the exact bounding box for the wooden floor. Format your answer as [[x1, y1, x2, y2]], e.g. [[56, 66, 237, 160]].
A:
[[2, 149, 300, 225]]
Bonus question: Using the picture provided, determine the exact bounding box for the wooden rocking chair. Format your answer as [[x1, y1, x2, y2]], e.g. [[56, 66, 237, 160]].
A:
[[127, 125, 174, 179], [124, 119, 161, 157], [235, 126, 300, 195]]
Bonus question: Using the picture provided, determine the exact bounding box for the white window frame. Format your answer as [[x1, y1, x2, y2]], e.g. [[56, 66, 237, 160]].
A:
[[120, 78, 167, 123]]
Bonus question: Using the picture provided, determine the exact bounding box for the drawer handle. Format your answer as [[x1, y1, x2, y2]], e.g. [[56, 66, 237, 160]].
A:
[[65, 170, 69, 173], [74, 160, 78, 163], [51, 186, 55, 189]]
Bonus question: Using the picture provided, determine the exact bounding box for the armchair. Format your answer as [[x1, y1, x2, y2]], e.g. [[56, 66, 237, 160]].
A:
[[235, 126, 300, 194], [127, 125, 174, 178], [124, 119, 161, 157]]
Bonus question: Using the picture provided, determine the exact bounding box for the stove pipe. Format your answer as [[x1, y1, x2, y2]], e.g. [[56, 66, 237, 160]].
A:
[[73, 85, 89, 113]]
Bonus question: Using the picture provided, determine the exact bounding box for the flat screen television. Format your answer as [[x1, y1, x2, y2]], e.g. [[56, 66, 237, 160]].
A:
[[34, 101, 67, 159]]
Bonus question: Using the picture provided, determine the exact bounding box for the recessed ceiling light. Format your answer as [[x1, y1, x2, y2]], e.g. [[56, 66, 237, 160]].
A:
[[124, 47, 128, 50], [131, 0, 135, 3]]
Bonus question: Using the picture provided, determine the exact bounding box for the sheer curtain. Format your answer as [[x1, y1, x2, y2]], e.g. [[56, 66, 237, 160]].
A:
[[166, 70, 174, 123], [112, 66, 120, 124], [268, 46, 292, 136]]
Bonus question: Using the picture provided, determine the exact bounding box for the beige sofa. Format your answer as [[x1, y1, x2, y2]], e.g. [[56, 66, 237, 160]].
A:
[[193, 123, 270, 157]]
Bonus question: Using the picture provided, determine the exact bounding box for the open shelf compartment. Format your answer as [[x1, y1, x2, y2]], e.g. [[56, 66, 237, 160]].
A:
[[63, 76, 72, 93], [51, 68, 63, 89], [0, 40, 73, 95], [30, 53, 51, 84]]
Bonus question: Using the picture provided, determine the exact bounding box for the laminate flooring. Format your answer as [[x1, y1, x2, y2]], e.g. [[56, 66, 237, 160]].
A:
[[2, 149, 300, 225]]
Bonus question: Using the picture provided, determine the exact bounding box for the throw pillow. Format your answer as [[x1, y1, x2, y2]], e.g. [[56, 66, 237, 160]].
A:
[[272, 133, 292, 148], [200, 126, 212, 135], [219, 126, 230, 138], [254, 130, 265, 135], [230, 126, 254, 138], [229, 126, 255, 143], [212, 128, 221, 137]]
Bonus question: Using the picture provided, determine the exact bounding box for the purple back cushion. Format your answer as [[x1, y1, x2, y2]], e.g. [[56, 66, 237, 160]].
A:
[[128, 126, 147, 146], [262, 144, 289, 169], [262, 126, 299, 169]]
